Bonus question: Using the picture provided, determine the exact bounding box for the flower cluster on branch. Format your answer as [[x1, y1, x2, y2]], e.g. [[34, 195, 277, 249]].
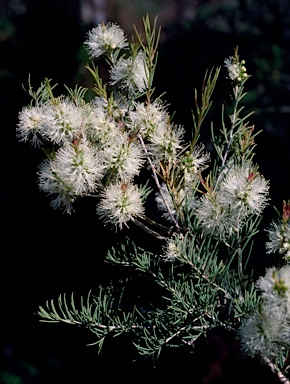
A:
[[17, 16, 290, 384]]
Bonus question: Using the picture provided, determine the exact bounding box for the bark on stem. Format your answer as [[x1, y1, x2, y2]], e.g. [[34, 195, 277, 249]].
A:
[[262, 355, 290, 384]]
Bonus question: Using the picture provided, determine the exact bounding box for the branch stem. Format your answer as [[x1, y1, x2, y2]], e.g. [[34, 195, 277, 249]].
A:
[[138, 133, 181, 231], [262, 355, 290, 384]]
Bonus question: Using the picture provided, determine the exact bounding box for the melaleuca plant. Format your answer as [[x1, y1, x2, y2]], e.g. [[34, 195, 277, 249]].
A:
[[16, 16, 290, 383]]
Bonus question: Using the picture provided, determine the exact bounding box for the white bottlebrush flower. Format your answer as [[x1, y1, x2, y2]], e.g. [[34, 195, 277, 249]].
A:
[[224, 57, 248, 82], [195, 192, 238, 238], [85, 22, 128, 58], [218, 163, 269, 216], [239, 265, 290, 360], [101, 132, 144, 180], [238, 310, 282, 359], [180, 145, 211, 184], [110, 51, 148, 94], [79, 103, 101, 142], [44, 99, 84, 144], [84, 104, 145, 180], [84, 104, 120, 144], [17, 105, 50, 146], [196, 163, 269, 239], [149, 124, 185, 165], [266, 221, 290, 260], [162, 233, 184, 261], [257, 265, 290, 316], [38, 141, 104, 213], [127, 100, 168, 138], [38, 158, 76, 214], [97, 181, 144, 229], [53, 141, 104, 194]]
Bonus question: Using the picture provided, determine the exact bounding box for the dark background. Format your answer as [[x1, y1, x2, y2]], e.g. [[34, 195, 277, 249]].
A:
[[0, 0, 289, 382]]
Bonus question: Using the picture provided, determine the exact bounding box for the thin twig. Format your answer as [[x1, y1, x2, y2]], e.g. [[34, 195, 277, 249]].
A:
[[131, 217, 167, 240], [262, 355, 290, 384], [213, 85, 240, 191], [137, 133, 181, 231]]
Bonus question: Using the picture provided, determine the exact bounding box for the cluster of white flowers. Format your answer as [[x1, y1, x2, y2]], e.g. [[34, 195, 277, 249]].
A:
[[219, 163, 269, 214], [162, 233, 185, 261], [196, 162, 269, 238], [238, 309, 283, 359], [18, 98, 87, 146], [85, 21, 149, 97], [266, 201, 290, 261], [196, 192, 238, 237], [97, 182, 145, 229], [224, 56, 248, 82], [85, 22, 128, 58], [180, 145, 210, 184], [16, 21, 194, 229], [45, 100, 85, 144], [258, 266, 290, 313], [127, 100, 168, 138], [17, 16, 290, 382], [110, 51, 148, 95], [17, 105, 48, 146], [17, 30, 269, 235], [38, 141, 104, 213], [148, 123, 185, 165], [266, 222, 290, 260], [239, 265, 290, 359]]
